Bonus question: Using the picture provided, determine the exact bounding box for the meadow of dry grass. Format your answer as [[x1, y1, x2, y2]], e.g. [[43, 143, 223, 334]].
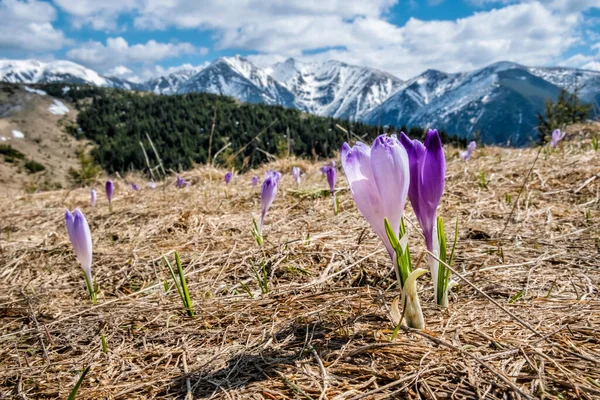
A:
[[1, 124, 599, 399]]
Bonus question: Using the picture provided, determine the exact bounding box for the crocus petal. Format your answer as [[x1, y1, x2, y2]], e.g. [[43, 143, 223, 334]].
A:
[[225, 172, 233, 184], [459, 150, 470, 161], [467, 141, 476, 153], [65, 209, 93, 284], [418, 130, 446, 248], [292, 167, 301, 184], [260, 171, 281, 232], [341, 142, 393, 257], [105, 180, 114, 203], [323, 166, 337, 194], [370, 134, 410, 238], [400, 132, 426, 224]]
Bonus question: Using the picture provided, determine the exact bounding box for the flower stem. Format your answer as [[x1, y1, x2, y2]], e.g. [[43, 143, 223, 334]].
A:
[[83, 271, 97, 304]]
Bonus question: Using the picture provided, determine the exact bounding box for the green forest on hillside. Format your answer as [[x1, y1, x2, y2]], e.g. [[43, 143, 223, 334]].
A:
[[40, 84, 465, 174]]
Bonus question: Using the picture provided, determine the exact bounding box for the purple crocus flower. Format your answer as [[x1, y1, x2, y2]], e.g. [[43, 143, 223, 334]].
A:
[[323, 166, 337, 195], [105, 180, 114, 204], [400, 129, 446, 293], [131, 183, 140, 191], [459, 141, 476, 161], [65, 208, 93, 293], [550, 129, 566, 148], [90, 189, 97, 207], [292, 167, 301, 185], [341, 135, 410, 259], [259, 170, 282, 234], [176, 176, 190, 188], [251, 175, 259, 188], [400, 129, 445, 251], [225, 172, 233, 184]]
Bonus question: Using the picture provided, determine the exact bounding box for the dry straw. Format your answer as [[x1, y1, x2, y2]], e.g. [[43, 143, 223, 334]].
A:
[[1, 123, 600, 398]]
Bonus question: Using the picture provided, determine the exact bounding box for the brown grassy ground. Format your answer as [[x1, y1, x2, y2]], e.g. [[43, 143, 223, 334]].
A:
[[1, 124, 599, 399]]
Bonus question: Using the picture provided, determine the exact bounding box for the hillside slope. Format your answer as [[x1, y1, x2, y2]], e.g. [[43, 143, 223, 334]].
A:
[[0, 83, 86, 192]]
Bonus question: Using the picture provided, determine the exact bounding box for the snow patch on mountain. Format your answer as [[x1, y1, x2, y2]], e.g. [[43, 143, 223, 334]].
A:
[[23, 86, 47, 96], [48, 100, 69, 115], [0, 60, 108, 86]]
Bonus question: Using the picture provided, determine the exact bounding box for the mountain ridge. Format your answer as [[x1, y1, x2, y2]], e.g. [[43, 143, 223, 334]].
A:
[[1, 57, 599, 145]]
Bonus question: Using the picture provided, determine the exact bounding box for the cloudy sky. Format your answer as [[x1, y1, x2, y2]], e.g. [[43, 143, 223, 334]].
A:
[[1, 0, 599, 81]]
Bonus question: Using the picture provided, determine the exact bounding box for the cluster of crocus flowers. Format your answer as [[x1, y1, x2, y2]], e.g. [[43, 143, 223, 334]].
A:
[[459, 141, 476, 161], [292, 167, 301, 185], [400, 130, 453, 307], [90, 189, 97, 207], [322, 165, 338, 214], [224, 172, 233, 184], [105, 180, 114, 211], [550, 129, 566, 148], [341, 134, 425, 328], [176, 176, 190, 188], [65, 209, 96, 303], [252, 170, 281, 245]]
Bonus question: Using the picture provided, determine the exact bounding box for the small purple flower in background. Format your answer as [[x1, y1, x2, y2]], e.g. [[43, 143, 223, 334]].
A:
[[322, 165, 338, 214], [147, 182, 157, 189], [459, 141, 476, 161], [105, 180, 114, 211], [322, 166, 337, 195], [550, 129, 566, 148], [90, 189, 97, 207], [131, 183, 140, 191], [225, 172, 233, 184], [65, 208, 96, 302], [251, 175, 259, 188], [292, 167, 301, 185], [259, 170, 282, 236], [176, 176, 190, 188]]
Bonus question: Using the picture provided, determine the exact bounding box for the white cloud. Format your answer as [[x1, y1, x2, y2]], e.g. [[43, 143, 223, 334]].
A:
[[52, 0, 600, 79], [106, 65, 133, 77], [0, 0, 68, 52], [66, 37, 205, 71]]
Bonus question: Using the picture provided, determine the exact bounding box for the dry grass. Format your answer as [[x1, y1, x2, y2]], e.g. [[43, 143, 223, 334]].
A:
[[1, 123, 600, 399]]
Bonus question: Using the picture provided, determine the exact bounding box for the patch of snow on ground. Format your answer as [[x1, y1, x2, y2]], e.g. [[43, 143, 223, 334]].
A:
[[62, 86, 70, 93], [24, 86, 47, 96], [48, 100, 69, 115], [12, 130, 24, 138], [0, 137, 7, 141]]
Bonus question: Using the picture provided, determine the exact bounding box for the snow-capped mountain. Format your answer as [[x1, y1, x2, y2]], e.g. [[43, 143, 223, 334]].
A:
[[364, 61, 600, 145], [144, 67, 203, 94], [177, 56, 298, 108], [2, 57, 599, 145], [0, 59, 108, 86], [265, 58, 403, 120]]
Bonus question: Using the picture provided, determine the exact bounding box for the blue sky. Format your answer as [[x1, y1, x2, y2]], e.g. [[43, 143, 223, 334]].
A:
[[1, 0, 599, 81]]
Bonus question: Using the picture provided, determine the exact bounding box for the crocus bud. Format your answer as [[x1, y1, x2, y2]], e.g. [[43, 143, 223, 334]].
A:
[[323, 166, 337, 195], [225, 172, 233, 184], [551, 129, 566, 148], [259, 170, 281, 234], [292, 167, 301, 185], [400, 129, 445, 251], [105, 180, 114, 204], [341, 136, 410, 258], [90, 189, 97, 207], [400, 129, 446, 297], [459, 141, 476, 161], [251, 175, 259, 187], [131, 183, 140, 191], [65, 208, 93, 290]]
